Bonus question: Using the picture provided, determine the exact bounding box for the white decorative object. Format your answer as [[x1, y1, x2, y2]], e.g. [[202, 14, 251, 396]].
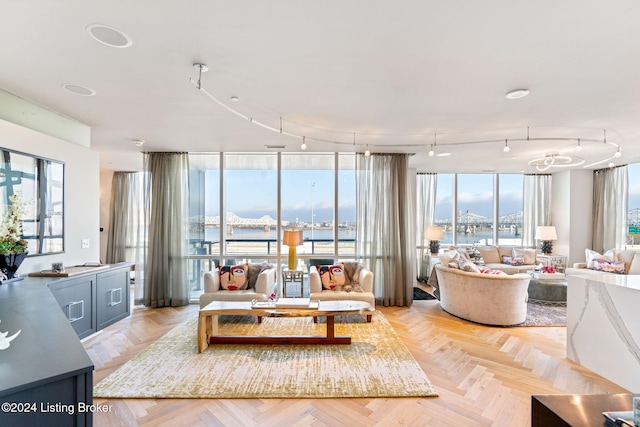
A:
[[0, 320, 21, 350]]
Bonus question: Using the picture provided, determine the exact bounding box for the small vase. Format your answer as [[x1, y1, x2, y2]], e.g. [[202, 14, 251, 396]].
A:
[[0, 252, 28, 282]]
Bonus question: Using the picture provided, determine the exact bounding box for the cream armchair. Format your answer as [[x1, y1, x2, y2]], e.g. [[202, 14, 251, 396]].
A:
[[309, 262, 375, 322], [199, 263, 277, 308]]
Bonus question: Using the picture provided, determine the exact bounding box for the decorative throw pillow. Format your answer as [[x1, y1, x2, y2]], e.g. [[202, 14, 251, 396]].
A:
[[319, 265, 346, 290], [502, 255, 524, 266], [512, 248, 536, 265], [585, 248, 614, 269], [614, 251, 635, 274], [219, 264, 248, 290], [592, 259, 626, 274], [459, 259, 481, 273], [439, 249, 460, 266]]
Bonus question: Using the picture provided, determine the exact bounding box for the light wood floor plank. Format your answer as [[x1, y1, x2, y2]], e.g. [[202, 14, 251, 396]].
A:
[[83, 298, 629, 426]]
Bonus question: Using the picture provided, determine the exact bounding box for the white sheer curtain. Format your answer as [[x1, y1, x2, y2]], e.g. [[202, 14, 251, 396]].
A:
[[593, 165, 628, 252], [522, 174, 552, 248], [142, 152, 190, 307], [416, 173, 437, 280], [356, 153, 415, 306], [106, 172, 146, 305]]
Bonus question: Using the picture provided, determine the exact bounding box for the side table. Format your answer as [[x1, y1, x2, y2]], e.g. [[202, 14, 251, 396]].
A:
[[282, 269, 304, 297]]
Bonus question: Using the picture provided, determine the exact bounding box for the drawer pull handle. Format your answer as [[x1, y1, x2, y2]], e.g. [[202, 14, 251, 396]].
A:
[[67, 300, 85, 323], [108, 288, 122, 307]]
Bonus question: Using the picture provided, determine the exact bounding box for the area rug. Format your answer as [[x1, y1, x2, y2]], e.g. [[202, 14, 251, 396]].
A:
[[413, 287, 436, 300], [520, 301, 566, 327], [93, 311, 438, 399]]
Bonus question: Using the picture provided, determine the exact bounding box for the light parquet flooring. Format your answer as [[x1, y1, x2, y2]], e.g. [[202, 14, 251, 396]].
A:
[[83, 299, 628, 426]]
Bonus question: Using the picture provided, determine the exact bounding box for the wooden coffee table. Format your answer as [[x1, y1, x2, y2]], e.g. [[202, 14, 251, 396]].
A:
[[198, 300, 374, 352]]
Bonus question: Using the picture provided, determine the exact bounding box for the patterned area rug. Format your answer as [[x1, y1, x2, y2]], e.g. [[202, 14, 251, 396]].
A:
[[93, 311, 438, 399], [520, 302, 566, 327], [413, 287, 436, 300]]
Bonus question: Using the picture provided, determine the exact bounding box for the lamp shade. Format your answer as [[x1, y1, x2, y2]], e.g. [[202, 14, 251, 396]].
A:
[[425, 226, 444, 241], [535, 226, 557, 241], [283, 229, 303, 246]]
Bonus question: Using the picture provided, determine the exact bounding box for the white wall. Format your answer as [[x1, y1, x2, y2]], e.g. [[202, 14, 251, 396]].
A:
[[551, 169, 593, 266], [0, 119, 100, 273]]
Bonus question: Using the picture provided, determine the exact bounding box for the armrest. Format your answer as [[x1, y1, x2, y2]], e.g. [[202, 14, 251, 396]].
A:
[[255, 268, 276, 296], [358, 268, 374, 293], [309, 266, 323, 293], [203, 269, 221, 292]]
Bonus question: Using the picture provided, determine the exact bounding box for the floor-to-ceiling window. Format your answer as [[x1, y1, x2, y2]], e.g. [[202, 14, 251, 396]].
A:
[[434, 174, 454, 245], [627, 162, 640, 248], [456, 174, 495, 246], [187, 152, 355, 299], [498, 174, 524, 246], [421, 173, 525, 248], [281, 153, 336, 264], [224, 154, 278, 258]]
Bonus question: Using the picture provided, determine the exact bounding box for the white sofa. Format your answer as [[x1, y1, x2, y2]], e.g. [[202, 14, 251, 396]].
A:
[[199, 264, 277, 308], [309, 262, 375, 322], [475, 246, 539, 274], [566, 249, 640, 276], [434, 265, 530, 326]]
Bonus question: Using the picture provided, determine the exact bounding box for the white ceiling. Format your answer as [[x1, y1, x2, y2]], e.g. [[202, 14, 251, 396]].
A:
[[2, 1, 640, 173]]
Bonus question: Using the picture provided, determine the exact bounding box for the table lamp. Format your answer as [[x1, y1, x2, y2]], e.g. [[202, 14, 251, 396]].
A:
[[535, 226, 557, 254], [425, 226, 444, 255], [283, 229, 303, 270]]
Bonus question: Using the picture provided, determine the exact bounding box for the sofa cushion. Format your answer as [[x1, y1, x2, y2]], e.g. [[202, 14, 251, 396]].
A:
[[219, 264, 248, 290], [593, 259, 626, 274], [585, 248, 614, 268], [513, 248, 536, 265], [477, 246, 500, 264], [628, 254, 640, 274], [319, 265, 346, 290], [497, 246, 515, 260]]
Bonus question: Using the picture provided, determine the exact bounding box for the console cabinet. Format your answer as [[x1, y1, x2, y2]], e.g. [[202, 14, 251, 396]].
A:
[[49, 275, 97, 339], [48, 264, 131, 338]]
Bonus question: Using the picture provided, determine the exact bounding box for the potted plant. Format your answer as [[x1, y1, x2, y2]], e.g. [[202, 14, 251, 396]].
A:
[[0, 192, 29, 283]]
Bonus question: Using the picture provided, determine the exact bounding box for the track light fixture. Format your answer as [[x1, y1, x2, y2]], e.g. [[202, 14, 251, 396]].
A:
[[364, 145, 370, 156], [189, 67, 624, 167]]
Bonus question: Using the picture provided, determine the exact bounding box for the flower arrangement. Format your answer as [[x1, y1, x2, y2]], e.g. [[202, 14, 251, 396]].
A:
[[0, 193, 29, 255], [540, 265, 557, 274]]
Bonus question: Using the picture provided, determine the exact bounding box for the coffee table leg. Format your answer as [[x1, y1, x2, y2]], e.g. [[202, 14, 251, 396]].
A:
[[197, 312, 207, 353], [198, 313, 215, 353], [326, 316, 335, 339]]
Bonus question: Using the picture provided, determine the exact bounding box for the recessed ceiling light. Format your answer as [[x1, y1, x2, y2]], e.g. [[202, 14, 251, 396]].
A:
[[87, 24, 133, 48], [505, 89, 530, 100], [133, 139, 145, 147], [62, 83, 96, 96], [230, 96, 239, 102], [436, 152, 452, 157]]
